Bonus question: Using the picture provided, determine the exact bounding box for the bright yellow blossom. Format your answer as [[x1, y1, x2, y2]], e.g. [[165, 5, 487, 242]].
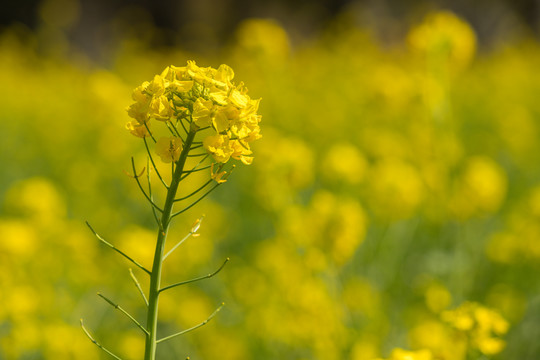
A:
[[229, 88, 249, 108], [155, 136, 183, 163], [144, 75, 165, 96], [203, 134, 233, 163], [215, 64, 235, 83], [192, 97, 214, 128], [125, 120, 150, 138], [126, 97, 150, 123], [230, 140, 253, 165], [209, 86, 229, 105], [212, 108, 231, 133], [149, 95, 173, 121], [132, 84, 150, 103]]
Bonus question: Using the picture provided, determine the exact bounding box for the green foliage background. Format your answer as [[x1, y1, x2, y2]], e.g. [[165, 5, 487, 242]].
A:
[[1, 3, 540, 360]]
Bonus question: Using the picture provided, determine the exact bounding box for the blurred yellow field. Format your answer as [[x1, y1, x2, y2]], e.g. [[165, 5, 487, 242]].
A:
[[1, 2, 539, 360]]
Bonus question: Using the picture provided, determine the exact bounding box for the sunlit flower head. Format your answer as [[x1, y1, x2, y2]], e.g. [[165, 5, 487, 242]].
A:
[[126, 61, 262, 166]]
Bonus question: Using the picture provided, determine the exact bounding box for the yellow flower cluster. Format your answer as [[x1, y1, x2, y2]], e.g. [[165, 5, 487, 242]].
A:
[[407, 11, 477, 70], [441, 302, 509, 355], [126, 61, 262, 164], [373, 348, 433, 360]]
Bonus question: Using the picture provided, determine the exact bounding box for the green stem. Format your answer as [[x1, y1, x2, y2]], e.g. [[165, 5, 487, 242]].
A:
[[143, 128, 197, 360]]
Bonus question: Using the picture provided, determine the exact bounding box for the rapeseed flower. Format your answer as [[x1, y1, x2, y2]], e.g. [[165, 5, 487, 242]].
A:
[[442, 302, 509, 356], [373, 348, 433, 360], [126, 61, 262, 167]]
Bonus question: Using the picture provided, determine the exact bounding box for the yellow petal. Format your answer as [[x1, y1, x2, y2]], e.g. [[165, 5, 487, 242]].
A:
[[155, 136, 183, 163]]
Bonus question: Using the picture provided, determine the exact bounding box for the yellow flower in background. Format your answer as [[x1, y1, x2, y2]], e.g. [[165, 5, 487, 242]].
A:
[[450, 156, 507, 219], [373, 348, 433, 360], [409, 319, 467, 360], [406, 300, 511, 360], [234, 18, 291, 61], [408, 10, 477, 70], [369, 158, 424, 220], [462, 157, 507, 211], [424, 282, 452, 313], [0, 220, 37, 256], [155, 136, 183, 163], [442, 302, 509, 356], [3, 177, 67, 223], [322, 142, 368, 184]]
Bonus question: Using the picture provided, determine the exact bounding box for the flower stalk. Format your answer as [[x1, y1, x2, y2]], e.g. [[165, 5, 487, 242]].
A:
[[143, 128, 196, 360], [83, 60, 262, 359]]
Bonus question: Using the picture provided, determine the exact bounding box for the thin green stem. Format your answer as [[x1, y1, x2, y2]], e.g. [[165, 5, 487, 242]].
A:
[[144, 138, 169, 189], [143, 122, 157, 143], [174, 178, 213, 203], [131, 158, 164, 213], [170, 183, 220, 219], [163, 232, 193, 261], [97, 293, 149, 335], [129, 268, 149, 307], [178, 117, 189, 135], [80, 319, 123, 360], [147, 158, 162, 229], [86, 222, 151, 275], [180, 154, 210, 181], [183, 164, 211, 174], [156, 303, 224, 344], [161, 216, 203, 261], [166, 121, 184, 141], [143, 128, 197, 360], [159, 258, 229, 292]]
